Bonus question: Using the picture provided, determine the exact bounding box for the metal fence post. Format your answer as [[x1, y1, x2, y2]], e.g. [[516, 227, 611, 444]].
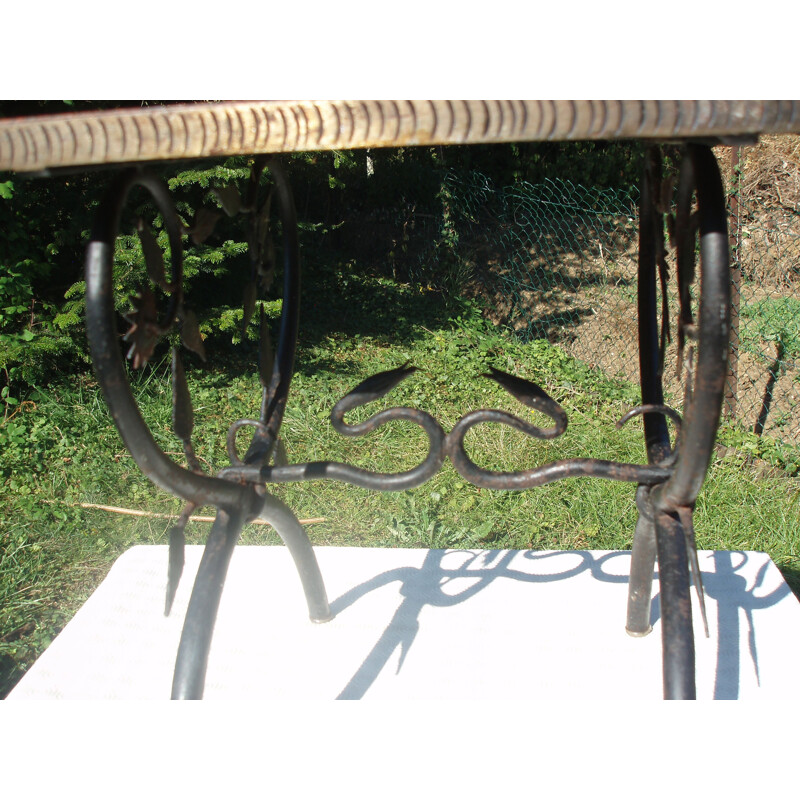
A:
[[725, 145, 742, 419]]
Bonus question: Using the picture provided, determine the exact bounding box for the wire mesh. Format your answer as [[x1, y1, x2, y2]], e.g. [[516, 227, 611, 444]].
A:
[[403, 160, 800, 456], [729, 182, 800, 443]]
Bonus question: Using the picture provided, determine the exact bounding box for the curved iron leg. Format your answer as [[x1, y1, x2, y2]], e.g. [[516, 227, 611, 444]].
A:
[[171, 509, 243, 700], [654, 508, 696, 699], [632, 144, 730, 698], [169, 496, 331, 699], [634, 146, 692, 696], [659, 145, 731, 508], [244, 158, 302, 466], [630, 146, 678, 659], [637, 149, 672, 465], [656, 145, 729, 698], [257, 494, 333, 623]]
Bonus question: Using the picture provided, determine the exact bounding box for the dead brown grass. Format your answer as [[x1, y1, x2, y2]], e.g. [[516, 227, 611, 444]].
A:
[[716, 136, 800, 288], [716, 135, 800, 211]]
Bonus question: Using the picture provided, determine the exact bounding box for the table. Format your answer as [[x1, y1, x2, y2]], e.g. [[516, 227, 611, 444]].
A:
[[3, 100, 800, 699]]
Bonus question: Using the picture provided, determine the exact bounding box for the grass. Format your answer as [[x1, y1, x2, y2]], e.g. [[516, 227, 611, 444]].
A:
[[1, 256, 799, 697], [740, 295, 800, 362]]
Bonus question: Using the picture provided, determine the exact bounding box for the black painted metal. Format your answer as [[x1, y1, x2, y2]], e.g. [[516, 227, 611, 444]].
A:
[[445, 403, 674, 491], [626, 147, 673, 654], [627, 143, 730, 698], [85, 161, 332, 700], [221, 368, 678, 492], [84, 143, 731, 700], [255, 493, 334, 623], [653, 507, 697, 700], [85, 171, 252, 512], [171, 509, 242, 700], [249, 363, 449, 492], [243, 158, 301, 467], [637, 148, 673, 466], [659, 145, 731, 510]]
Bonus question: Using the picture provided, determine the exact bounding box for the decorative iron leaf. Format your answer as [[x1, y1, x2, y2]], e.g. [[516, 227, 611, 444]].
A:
[[273, 437, 288, 467], [678, 506, 709, 639], [171, 347, 194, 442], [122, 286, 161, 369], [180, 309, 206, 361], [483, 366, 553, 407], [182, 441, 203, 474], [666, 213, 677, 250], [255, 190, 275, 290], [686, 211, 699, 285], [256, 188, 273, 249], [258, 242, 275, 292], [241, 280, 257, 339], [659, 174, 676, 215], [189, 207, 223, 245], [136, 218, 170, 291], [346, 362, 417, 403], [258, 305, 274, 388], [165, 521, 186, 616], [211, 185, 242, 217]]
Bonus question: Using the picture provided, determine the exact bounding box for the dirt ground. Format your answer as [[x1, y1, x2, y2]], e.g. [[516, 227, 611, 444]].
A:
[[469, 238, 800, 446], [565, 279, 800, 443]]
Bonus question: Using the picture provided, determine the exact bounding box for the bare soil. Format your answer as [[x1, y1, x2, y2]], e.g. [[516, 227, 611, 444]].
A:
[[564, 276, 800, 443], [466, 204, 800, 445]]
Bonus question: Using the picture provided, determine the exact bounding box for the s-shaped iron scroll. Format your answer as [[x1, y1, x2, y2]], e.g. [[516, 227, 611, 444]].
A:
[[223, 362, 447, 492], [446, 368, 679, 489], [224, 362, 682, 495]]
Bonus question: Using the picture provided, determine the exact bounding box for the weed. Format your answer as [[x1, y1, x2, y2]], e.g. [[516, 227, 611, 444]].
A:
[[740, 296, 800, 362]]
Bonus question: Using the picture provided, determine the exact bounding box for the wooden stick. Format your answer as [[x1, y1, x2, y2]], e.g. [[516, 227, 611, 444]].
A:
[[75, 502, 326, 526]]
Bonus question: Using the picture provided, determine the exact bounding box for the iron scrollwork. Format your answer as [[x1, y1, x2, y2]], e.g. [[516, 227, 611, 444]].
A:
[[84, 142, 729, 700], [85, 159, 332, 700]]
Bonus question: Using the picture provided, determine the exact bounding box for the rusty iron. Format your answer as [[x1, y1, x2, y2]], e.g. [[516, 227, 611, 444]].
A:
[[80, 134, 732, 700], [84, 160, 332, 699], [626, 143, 730, 698]]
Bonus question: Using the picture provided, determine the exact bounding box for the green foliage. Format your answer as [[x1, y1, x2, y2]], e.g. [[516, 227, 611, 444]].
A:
[[740, 296, 800, 362], [440, 141, 644, 192], [716, 423, 800, 476], [0, 109, 646, 411], [0, 171, 93, 408], [3, 106, 797, 698], [168, 163, 251, 192]]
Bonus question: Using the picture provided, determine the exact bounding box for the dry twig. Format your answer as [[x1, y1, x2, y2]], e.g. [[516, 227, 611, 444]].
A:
[[73, 502, 326, 526]]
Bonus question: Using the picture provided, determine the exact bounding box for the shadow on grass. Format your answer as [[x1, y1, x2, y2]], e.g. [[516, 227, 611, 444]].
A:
[[297, 258, 464, 348], [518, 307, 596, 342], [195, 253, 479, 383], [0, 654, 22, 700]]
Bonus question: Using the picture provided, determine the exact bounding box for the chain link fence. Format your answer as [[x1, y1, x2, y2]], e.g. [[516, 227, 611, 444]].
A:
[[726, 139, 800, 445], [398, 141, 800, 457]]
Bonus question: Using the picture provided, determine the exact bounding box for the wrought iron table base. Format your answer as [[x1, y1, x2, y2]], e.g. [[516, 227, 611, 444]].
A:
[[85, 143, 729, 699]]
